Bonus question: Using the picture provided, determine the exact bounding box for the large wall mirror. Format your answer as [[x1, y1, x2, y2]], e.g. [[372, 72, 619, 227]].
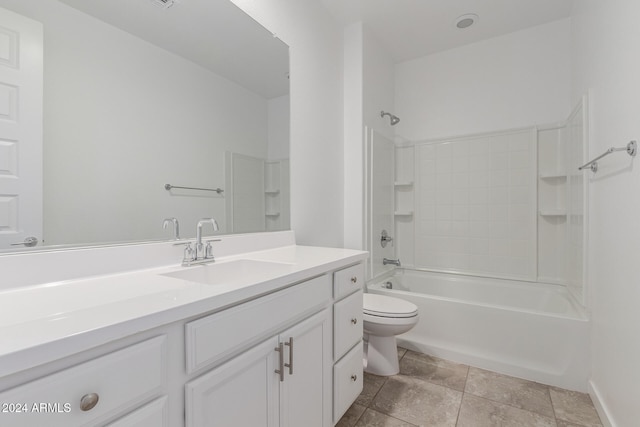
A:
[[0, 0, 290, 253]]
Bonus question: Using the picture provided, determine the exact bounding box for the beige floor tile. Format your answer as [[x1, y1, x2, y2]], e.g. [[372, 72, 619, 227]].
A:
[[355, 372, 388, 407], [465, 367, 555, 418], [371, 375, 462, 426], [399, 351, 469, 391], [355, 409, 418, 427], [457, 394, 556, 427], [336, 403, 367, 427], [549, 387, 602, 427]]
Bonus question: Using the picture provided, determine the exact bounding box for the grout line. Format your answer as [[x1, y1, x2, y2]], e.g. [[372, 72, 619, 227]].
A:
[[547, 386, 559, 425], [454, 367, 472, 426]]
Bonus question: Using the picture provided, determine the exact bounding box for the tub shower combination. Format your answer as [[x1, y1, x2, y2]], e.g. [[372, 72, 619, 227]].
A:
[[367, 268, 589, 391]]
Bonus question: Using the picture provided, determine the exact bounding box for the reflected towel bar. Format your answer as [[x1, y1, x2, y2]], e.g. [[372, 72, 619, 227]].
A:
[[165, 184, 224, 194], [578, 140, 636, 173]]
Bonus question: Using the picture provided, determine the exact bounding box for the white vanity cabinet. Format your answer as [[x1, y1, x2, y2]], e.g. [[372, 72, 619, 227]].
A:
[[185, 309, 331, 427], [184, 275, 333, 427], [0, 243, 367, 427]]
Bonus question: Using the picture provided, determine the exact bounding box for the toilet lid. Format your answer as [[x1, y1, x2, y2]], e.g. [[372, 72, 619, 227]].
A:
[[363, 293, 418, 318]]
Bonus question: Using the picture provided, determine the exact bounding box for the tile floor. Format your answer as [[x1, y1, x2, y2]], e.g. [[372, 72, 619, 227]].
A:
[[337, 348, 602, 427]]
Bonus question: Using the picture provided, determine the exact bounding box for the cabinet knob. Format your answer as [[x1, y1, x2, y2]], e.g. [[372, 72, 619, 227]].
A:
[[350, 277, 358, 284], [351, 374, 358, 382], [80, 393, 99, 411], [351, 318, 358, 325]]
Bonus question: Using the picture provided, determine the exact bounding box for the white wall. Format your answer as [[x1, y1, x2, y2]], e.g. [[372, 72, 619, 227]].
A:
[[1, 0, 270, 245], [571, 1, 640, 425], [343, 23, 396, 251], [230, 0, 345, 248], [363, 27, 396, 140], [395, 19, 572, 141], [343, 22, 364, 250]]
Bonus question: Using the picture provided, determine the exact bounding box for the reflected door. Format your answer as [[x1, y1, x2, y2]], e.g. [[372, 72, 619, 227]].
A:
[[0, 7, 42, 250]]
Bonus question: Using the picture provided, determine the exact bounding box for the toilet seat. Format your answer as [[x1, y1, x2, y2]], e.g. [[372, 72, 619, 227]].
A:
[[363, 293, 418, 318]]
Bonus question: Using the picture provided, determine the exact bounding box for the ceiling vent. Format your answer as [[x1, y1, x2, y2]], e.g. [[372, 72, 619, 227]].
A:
[[149, 0, 176, 9]]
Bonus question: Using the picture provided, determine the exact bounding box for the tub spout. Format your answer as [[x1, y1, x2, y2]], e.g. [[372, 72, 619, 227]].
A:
[[383, 258, 401, 267]]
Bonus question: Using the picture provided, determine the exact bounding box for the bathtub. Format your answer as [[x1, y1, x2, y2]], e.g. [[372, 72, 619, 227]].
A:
[[367, 269, 589, 391]]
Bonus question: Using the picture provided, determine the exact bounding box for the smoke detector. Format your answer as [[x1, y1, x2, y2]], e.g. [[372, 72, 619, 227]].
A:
[[455, 14, 478, 29], [149, 0, 176, 9]]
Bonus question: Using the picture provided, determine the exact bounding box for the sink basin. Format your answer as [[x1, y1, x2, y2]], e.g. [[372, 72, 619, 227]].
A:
[[161, 259, 295, 287]]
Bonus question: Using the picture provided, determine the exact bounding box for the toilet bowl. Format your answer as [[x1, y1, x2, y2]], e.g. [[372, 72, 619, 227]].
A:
[[362, 293, 418, 376]]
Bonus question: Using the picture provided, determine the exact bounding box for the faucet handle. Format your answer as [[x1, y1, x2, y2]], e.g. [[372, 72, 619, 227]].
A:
[[205, 241, 213, 259], [182, 243, 194, 265]]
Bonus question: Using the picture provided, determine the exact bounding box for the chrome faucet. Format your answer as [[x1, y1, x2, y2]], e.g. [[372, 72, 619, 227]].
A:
[[383, 258, 401, 267], [180, 218, 220, 267], [162, 217, 180, 240], [195, 217, 219, 258]]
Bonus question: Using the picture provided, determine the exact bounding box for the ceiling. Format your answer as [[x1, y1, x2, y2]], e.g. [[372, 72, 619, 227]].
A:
[[59, 0, 289, 99], [321, 0, 574, 63]]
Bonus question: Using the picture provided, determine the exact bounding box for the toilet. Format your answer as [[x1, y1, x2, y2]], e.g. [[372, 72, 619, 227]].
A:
[[362, 293, 419, 376]]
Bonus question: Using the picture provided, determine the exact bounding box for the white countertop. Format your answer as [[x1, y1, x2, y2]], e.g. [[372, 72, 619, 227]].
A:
[[0, 244, 367, 378]]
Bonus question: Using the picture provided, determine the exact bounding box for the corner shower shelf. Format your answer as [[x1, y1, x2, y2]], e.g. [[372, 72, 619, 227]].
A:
[[394, 181, 414, 187], [265, 212, 280, 217], [265, 189, 280, 195], [394, 211, 414, 217]]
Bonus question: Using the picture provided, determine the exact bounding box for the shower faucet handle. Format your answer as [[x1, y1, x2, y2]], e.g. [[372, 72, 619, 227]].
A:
[[380, 229, 394, 248]]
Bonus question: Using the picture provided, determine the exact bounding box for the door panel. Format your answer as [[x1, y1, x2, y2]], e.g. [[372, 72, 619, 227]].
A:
[[0, 7, 43, 250]]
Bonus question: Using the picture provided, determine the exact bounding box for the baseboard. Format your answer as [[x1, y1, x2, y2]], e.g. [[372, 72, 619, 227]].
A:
[[589, 379, 615, 427]]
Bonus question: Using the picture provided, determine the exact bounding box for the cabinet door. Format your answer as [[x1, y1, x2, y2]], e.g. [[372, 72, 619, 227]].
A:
[[279, 309, 332, 427], [185, 337, 279, 427]]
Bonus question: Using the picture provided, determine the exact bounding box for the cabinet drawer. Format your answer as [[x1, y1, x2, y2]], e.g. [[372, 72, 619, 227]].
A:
[[186, 274, 331, 373], [333, 342, 363, 424], [0, 336, 166, 427], [333, 290, 363, 360], [106, 396, 169, 427], [333, 263, 364, 300]]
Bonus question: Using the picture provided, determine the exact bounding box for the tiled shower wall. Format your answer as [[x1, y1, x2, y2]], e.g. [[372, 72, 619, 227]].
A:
[[413, 129, 537, 280]]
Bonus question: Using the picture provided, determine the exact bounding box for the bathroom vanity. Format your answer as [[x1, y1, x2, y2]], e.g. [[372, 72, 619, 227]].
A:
[[0, 232, 366, 426]]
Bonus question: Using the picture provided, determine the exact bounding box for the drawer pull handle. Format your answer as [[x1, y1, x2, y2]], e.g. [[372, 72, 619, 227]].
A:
[[80, 393, 99, 411], [351, 318, 358, 325], [284, 337, 294, 375], [351, 374, 358, 382], [275, 342, 285, 382], [350, 277, 358, 284]]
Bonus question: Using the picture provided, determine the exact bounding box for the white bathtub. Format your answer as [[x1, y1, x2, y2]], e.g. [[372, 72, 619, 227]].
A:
[[367, 269, 590, 391]]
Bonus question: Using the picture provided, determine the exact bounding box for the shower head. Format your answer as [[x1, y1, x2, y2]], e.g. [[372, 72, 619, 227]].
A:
[[381, 110, 400, 126]]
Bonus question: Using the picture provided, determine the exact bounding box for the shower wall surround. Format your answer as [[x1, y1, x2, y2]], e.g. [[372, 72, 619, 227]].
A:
[[412, 129, 537, 280], [385, 99, 587, 292]]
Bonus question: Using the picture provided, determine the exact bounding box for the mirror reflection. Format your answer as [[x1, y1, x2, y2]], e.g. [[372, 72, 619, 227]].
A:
[[0, 0, 290, 253]]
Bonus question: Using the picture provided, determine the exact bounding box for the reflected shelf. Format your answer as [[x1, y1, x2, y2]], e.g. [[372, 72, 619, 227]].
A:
[[539, 172, 567, 179], [538, 209, 567, 217]]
